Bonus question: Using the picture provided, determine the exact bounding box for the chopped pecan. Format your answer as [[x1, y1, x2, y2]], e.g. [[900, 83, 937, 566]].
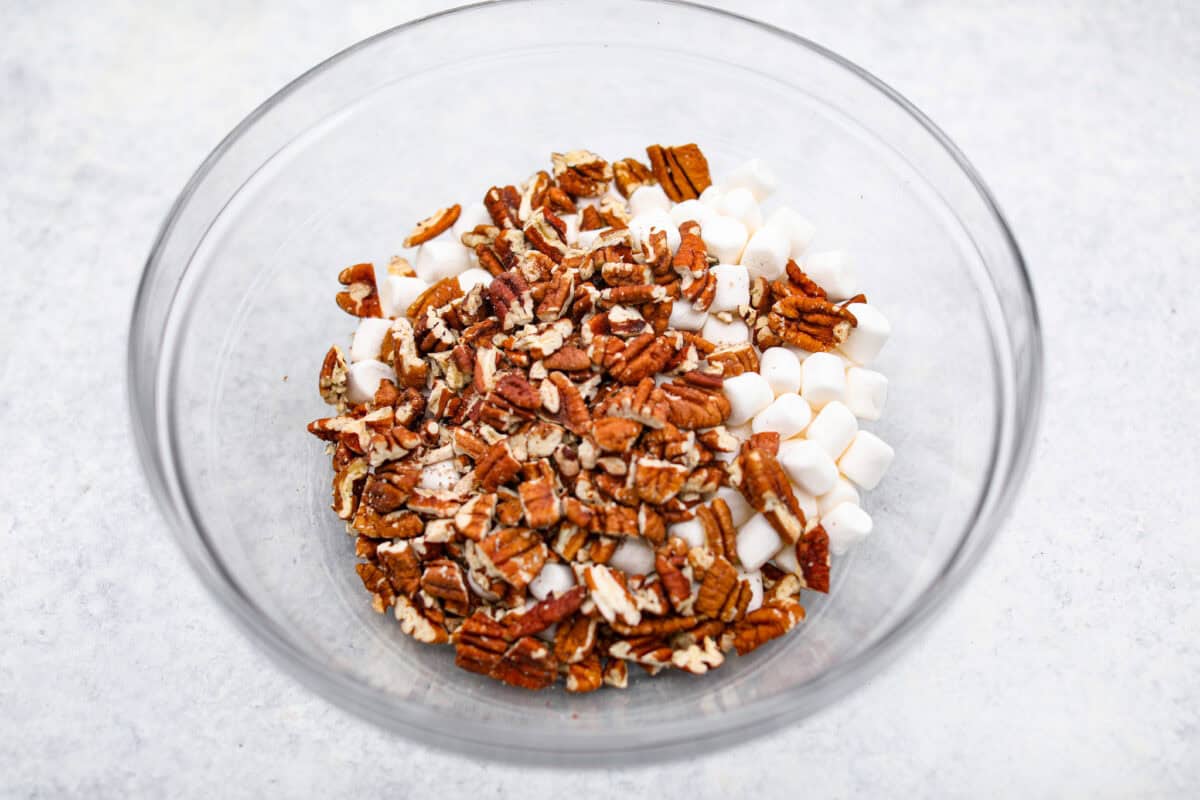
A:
[[318, 345, 349, 407], [587, 504, 640, 538], [403, 203, 461, 247], [645, 143, 711, 202], [591, 417, 642, 453], [483, 185, 520, 229], [593, 377, 670, 429], [696, 499, 738, 563], [536, 272, 575, 322], [673, 221, 709, 278], [670, 636, 725, 675], [602, 657, 629, 688], [634, 458, 688, 505], [728, 598, 806, 655], [504, 585, 586, 638], [335, 263, 382, 317], [454, 492, 496, 541], [612, 156, 655, 197], [455, 614, 558, 690], [331, 456, 368, 520], [524, 208, 568, 263], [553, 614, 598, 664], [731, 441, 806, 543], [608, 636, 673, 670], [395, 595, 450, 644], [706, 343, 759, 377], [485, 270, 535, 330], [518, 476, 562, 529], [356, 562, 396, 612], [477, 527, 548, 590], [660, 380, 730, 429], [795, 524, 831, 593], [495, 372, 540, 410], [784, 259, 827, 298], [578, 563, 641, 626], [656, 541, 695, 614], [361, 465, 421, 513], [565, 653, 604, 693], [421, 559, 470, 616], [693, 556, 750, 622], [551, 150, 612, 198], [406, 277, 463, 322], [610, 334, 675, 385], [548, 372, 591, 434], [767, 295, 857, 352], [476, 440, 522, 491], [352, 504, 424, 539], [390, 318, 429, 388], [543, 345, 590, 372]]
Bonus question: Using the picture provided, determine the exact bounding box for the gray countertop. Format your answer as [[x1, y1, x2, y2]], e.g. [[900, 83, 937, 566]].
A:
[[3, 1, 1198, 795]]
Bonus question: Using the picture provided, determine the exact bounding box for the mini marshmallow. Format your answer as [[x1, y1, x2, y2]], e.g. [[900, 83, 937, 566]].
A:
[[736, 513, 783, 572], [778, 439, 838, 495], [838, 430, 895, 490], [609, 537, 656, 577], [839, 303, 891, 365], [701, 215, 749, 264], [822, 503, 873, 555], [803, 251, 858, 300], [669, 198, 717, 229], [741, 570, 765, 612], [759, 347, 802, 396], [699, 185, 724, 207], [720, 158, 779, 202], [379, 274, 430, 318], [668, 518, 706, 549], [529, 562, 576, 600], [723, 371, 774, 427], [576, 228, 603, 249], [714, 486, 754, 526], [701, 316, 750, 347], [350, 317, 392, 363], [800, 351, 846, 409], [452, 201, 492, 239], [628, 184, 672, 217], [629, 210, 682, 254], [668, 300, 709, 332], [718, 186, 763, 233], [414, 239, 471, 282], [740, 227, 790, 281], [562, 213, 580, 244], [346, 359, 393, 404], [710, 264, 750, 312], [456, 267, 494, 294], [792, 484, 819, 524], [751, 393, 812, 440], [773, 541, 799, 574], [844, 366, 888, 421], [805, 401, 858, 459], [763, 206, 816, 259], [418, 460, 459, 492], [817, 476, 860, 517]]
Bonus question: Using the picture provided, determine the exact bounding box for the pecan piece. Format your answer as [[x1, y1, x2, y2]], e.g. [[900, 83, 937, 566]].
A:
[[476, 440, 523, 491], [351, 505, 424, 539], [795, 524, 831, 593], [610, 334, 675, 385], [660, 380, 730, 429], [591, 417, 642, 453], [543, 345, 590, 372], [728, 598, 806, 655], [730, 441, 806, 544], [485, 270, 534, 331], [634, 458, 688, 505], [547, 372, 591, 435], [406, 277, 463, 322], [670, 636, 725, 675], [421, 559, 471, 617], [395, 594, 450, 644], [518, 476, 562, 529], [477, 527, 548, 590], [504, 585, 586, 638], [454, 492, 496, 541], [551, 150, 612, 198], [656, 541, 694, 614], [403, 203, 461, 247], [693, 556, 751, 623], [673, 221, 709, 278], [335, 263, 382, 317], [483, 185, 520, 229], [565, 653, 604, 694], [554, 614, 598, 664], [645, 143, 711, 201], [706, 343, 759, 377], [695, 499, 738, 563], [767, 295, 858, 352], [356, 562, 397, 612], [578, 563, 641, 626], [454, 613, 558, 690], [361, 465, 421, 513], [612, 157, 655, 198], [331, 456, 368, 520], [318, 345, 349, 407], [602, 658, 629, 688]]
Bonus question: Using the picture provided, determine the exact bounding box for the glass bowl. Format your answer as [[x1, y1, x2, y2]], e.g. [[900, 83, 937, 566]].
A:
[[128, 0, 1041, 765]]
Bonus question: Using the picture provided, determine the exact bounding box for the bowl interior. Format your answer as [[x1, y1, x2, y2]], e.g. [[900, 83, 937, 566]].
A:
[[141, 0, 1033, 761]]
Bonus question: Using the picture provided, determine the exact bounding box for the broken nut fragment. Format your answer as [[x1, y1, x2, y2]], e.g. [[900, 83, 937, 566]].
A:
[[403, 204, 462, 247]]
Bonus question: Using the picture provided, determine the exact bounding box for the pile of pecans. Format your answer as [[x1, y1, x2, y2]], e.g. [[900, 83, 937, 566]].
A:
[[307, 143, 863, 692]]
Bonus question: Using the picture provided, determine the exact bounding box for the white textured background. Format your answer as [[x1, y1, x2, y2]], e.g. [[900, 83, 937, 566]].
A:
[[3, 1, 1198, 796]]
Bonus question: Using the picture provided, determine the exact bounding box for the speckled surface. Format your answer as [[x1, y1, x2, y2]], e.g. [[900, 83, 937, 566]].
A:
[[2, 1, 1198, 796]]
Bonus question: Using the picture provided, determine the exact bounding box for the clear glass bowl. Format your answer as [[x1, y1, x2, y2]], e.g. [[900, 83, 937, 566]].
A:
[[128, 0, 1042, 765]]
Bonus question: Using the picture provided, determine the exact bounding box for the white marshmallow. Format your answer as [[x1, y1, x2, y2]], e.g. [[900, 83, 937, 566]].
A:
[[714, 486, 754, 526], [741, 570, 765, 612], [609, 537, 656, 577], [723, 371, 774, 427], [751, 393, 812, 440], [701, 316, 750, 347], [576, 228, 603, 249], [736, 514, 783, 572], [456, 267, 494, 294], [739, 227, 790, 281], [822, 503, 873, 555], [778, 439, 838, 496], [379, 274, 430, 318], [346, 359, 394, 404], [838, 430, 895, 490], [800, 351, 846, 409], [529, 562, 576, 600], [805, 401, 858, 459], [839, 303, 891, 365], [562, 213, 580, 244], [414, 239, 471, 282], [759, 347, 802, 396], [629, 210, 682, 254], [452, 201, 492, 239], [701, 215, 749, 264], [792, 483, 819, 525], [763, 206, 816, 259], [773, 541, 798, 574], [669, 198, 717, 229], [720, 158, 778, 202], [418, 460, 459, 492], [628, 184, 672, 217], [844, 366, 888, 421], [699, 185, 724, 207], [803, 251, 858, 300], [817, 476, 860, 517], [350, 317, 392, 363], [718, 187, 763, 233], [668, 300, 709, 332], [710, 264, 750, 312], [668, 519, 706, 549]]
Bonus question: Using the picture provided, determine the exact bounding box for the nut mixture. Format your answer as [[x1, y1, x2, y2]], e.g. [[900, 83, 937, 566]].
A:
[[307, 143, 876, 692]]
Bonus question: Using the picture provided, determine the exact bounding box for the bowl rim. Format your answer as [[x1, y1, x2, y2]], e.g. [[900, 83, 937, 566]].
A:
[[128, 0, 1043, 764]]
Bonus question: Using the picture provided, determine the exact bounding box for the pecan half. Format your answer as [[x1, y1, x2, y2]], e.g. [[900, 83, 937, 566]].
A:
[[693, 556, 750, 623], [767, 295, 857, 352], [591, 417, 642, 453], [728, 598, 806, 655], [660, 380, 730, 429], [634, 458, 688, 505], [645, 143, 711, 202], [403, 204, 461, 247]]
